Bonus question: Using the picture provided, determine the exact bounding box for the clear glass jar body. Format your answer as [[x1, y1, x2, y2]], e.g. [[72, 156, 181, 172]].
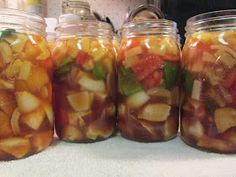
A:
[[0, 8, 54, 160], [118, 20, 180, 142], [53, 21, 116, 142], [181, 10, 236, 153]]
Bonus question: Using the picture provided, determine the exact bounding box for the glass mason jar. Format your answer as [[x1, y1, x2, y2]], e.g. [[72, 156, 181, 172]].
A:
[[61, 0, 95, 21], [181, 10, 236, 153], [45, 18, 58, 53], [112, 33, 120, 59], [0, 8, 54, 160], [118, 20, 180, 142], [52, 21, 116, 142]]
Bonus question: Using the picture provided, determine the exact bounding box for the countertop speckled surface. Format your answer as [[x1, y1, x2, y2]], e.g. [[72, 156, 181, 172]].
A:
[[0, 135, 235, 177]]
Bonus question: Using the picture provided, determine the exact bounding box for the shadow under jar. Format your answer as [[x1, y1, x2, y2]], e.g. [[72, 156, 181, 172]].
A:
[[118, 20, 181, 142], [52, 21, 116, 142], [181, 10, 236, 153], [0, 8, 54, 160]]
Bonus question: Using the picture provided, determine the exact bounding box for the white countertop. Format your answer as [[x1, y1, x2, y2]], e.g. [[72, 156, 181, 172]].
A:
[[0, 135, 236, 177]]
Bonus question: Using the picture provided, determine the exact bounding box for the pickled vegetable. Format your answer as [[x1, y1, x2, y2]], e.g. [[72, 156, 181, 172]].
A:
[[118, 35, 180, 142], [164, 61, 179, 89], [92, 63, 106, 80], [53, 36, 116, 142], [118, 66, 143, 96], [181, 29, 236, 153], [0, 29, 53, 160]]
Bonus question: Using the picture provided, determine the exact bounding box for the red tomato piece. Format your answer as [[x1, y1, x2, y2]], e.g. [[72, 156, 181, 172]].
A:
[[41, 58, 54, 75], [132, 54, 163, 81], [76, 52, 90, 65], [197, 41, 212, 52], [142, 71, 163, 89]]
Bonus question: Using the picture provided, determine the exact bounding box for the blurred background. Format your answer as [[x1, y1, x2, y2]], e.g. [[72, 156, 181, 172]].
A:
[[1, 0, 236, 41]]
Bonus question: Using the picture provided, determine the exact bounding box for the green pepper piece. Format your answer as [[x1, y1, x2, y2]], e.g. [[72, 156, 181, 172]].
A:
[[55, 56, 74, 68], [164, 61, 179, 89], [92, 63, 106, 80], [184, 70, 193, 93], [118, 66, 143, 96], [0, 29, 16, 39], [55, 58, 74, 77]]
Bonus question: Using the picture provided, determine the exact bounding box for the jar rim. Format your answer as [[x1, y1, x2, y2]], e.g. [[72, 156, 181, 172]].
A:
[[186, 9, 236, 35], [0, 7, 46, 37], [121, 19, 178, 38], [122, 19, 176, 28], [62, 0, 90, 9], [56, 20, 113, 39], [56, 20, 112, 30]]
